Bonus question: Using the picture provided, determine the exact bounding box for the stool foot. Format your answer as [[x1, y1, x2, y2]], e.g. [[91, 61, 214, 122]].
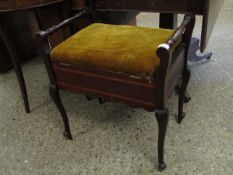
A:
[[158, 162, 166, 171]]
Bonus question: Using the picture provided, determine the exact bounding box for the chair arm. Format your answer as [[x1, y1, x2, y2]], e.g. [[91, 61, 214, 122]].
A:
[[35, 10, 89, 85], [36, 10, 88, 39], [156, 14, 195, 62]]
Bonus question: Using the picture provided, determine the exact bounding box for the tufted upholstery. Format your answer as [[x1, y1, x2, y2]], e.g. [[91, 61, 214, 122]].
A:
[[50, 23, 177, 79]]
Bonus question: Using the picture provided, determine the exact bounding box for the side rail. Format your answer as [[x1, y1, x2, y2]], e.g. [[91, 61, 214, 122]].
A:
[[35, 10, 89, 85], [36, 10, 88, 41], [155, 14, 195, 108], [156, 14, 195, 68]]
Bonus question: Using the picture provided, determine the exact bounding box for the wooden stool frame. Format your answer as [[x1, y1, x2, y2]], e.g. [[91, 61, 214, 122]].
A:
[[36, 8, 195, 171]]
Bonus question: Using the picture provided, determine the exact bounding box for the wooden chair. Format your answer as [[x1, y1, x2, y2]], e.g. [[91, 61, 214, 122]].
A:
[[36, 5, 195, 171]]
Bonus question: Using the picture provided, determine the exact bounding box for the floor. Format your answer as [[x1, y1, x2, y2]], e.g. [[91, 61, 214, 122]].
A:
[[0, 1, 232, 175]]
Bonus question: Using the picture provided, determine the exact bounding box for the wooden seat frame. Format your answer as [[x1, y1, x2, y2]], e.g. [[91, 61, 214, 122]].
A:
[[36, 6, 195, 171]]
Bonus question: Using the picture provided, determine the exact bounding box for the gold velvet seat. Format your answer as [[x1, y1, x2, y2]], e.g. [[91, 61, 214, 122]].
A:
[[50, 23, 176, 79]]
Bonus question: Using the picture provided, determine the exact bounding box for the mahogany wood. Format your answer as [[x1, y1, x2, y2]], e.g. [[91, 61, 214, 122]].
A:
[[36, 9, 195, 170], [0, 0, 64, 12], [155, 108, 169, 171], [93, 0, 206, 14], [53, 62, 158, 112]]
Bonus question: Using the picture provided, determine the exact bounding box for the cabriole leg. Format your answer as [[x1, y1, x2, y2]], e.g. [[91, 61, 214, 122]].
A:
[[49, 85, 72, 140], [155, 108, 169, 171]]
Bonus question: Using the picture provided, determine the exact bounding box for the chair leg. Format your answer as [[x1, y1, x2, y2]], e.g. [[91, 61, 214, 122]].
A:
[[49, 85, 73, 140], [177, 68, 191, 123], [155, 108, 169, 171]]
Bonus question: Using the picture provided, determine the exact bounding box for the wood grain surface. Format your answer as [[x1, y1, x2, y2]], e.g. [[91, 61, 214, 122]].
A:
[[0, 0, 64, 11]]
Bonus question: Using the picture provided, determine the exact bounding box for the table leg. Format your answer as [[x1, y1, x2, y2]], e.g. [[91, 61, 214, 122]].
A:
[[159, 13, 178, 29], [188, 37, 212, 62], [0, 26, 30, 113]]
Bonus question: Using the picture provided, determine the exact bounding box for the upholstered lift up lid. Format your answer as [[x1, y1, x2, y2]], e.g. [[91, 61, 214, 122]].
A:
[[50, 23, 177, 79]]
